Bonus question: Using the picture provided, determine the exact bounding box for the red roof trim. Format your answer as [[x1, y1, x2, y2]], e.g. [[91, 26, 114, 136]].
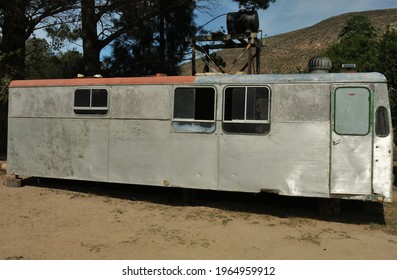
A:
[[9, 76, 196, 88]]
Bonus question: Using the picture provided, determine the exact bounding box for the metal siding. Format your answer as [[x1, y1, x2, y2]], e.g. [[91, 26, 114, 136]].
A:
[[8, 87, 74, 118], [372, 83, 393, 201], [330, 135, 373, 194], [108, 120, 218, 189], [271, 84, 330, 122], [330, 86, 373, 195], [219, 122, 330, 196], [7, 118, 109, 181], [109, 85, 171, 120], [373, 136, 393, 201], [7, 73, 393, 201]]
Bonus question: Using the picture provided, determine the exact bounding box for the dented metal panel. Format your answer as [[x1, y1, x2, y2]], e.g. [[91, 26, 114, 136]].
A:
[[372, 83, 394, 201], [108, 120, 218, 189], [330, 135, 372, 194], [330, 86, 372, 195], [373, 136, 393, 201], [8, 118, 109, 181], [219, 122, 330, 196]]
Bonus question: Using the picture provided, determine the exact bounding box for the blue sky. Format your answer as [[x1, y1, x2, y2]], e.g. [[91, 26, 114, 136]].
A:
[[196, 0, 397, 36]]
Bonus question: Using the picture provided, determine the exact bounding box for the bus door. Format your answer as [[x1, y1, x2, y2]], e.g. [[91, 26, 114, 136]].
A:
[[330, 86, 373, 195]]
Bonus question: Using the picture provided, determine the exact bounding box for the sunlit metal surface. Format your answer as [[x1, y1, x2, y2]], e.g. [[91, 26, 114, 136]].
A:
[[7, 73, 393, 202]]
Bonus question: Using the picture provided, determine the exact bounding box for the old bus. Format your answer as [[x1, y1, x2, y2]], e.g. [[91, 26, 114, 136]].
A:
[[6, 73, 393, 203]]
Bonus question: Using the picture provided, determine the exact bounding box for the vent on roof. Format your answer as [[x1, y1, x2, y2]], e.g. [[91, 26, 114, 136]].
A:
[[308, 56, 332, 73], [341, 64, 357, 73]]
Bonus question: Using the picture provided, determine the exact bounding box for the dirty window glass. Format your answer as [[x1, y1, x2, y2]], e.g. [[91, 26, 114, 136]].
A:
[[74, 89, 90, 107], [174, 89, 195, 119], [224, 87, 245, 121], [247, 87, 270, 121], [91, 89, 108, 108], [223, 86, 270, 134], [376, 106, 390, 137], [334, 87, 370, 135], [172, 87, 216, 133], [74, 88, 108, 115]]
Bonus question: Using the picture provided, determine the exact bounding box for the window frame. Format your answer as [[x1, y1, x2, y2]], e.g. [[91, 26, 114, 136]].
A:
[[73, 88, 109, 115], [222, 85, 271, 135], [171, 86, 217, 134]]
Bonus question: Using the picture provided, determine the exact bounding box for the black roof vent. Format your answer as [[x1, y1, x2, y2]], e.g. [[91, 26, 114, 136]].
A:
[[308, 56, 332, 73]]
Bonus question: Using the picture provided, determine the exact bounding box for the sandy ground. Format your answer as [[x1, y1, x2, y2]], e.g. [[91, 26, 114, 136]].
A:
[[1, 161, 397, 260]]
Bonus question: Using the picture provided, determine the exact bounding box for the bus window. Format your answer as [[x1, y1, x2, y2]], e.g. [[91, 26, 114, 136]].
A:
[[172, 87, 216, 133], [74, 89, 108, 115], [223, 86, 270, 134], [334, 87, 370, 135], [376, 106, 390, 137]]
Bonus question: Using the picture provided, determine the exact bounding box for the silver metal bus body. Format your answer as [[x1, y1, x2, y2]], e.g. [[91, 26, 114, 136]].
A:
[[7, 73, 393, 202]]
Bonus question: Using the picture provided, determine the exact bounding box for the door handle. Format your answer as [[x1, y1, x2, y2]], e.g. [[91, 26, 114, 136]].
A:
[[333, 139, 341, 145]]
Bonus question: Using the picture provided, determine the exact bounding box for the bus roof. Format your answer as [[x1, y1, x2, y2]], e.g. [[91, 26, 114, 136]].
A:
[[194, 72, 387, 84], [9, 72, 387, 88], [9, 76, 195, 88]]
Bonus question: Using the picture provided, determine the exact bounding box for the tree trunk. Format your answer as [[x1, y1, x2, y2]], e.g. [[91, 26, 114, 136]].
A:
[[0, 0, 28, 80], [81, 0, 101, 76], [0, 0, 28, 156], [158, 0, 166, 73], [0, 102, 8, 157]]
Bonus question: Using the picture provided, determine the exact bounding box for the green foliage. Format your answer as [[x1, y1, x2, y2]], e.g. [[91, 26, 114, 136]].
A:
[[45, 23, 81, 52], [104, 0, 196, 76], [325, 15, 378, 72], [25, 38, 83, 79], [0, 74, 11, 103], [25, 38, 61, 79], [339, 15, 377, 40], [58, 51, 84, 78], [233, 0, 276, 10], [325, 15, 397, 129], [377, 27, 397, 123], [378, 27, 397, 87], [325, 35, 378, 72], [0, 50, 13, 103]]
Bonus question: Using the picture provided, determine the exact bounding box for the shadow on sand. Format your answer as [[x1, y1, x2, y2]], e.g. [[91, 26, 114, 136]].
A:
[[21, 176, 388, 227]]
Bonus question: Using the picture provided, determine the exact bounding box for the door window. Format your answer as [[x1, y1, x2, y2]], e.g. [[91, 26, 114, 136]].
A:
[[334, 87, 370, 135]]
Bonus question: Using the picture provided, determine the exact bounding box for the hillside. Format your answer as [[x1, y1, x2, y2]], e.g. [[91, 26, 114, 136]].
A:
[[180, 8, 397, 75]]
